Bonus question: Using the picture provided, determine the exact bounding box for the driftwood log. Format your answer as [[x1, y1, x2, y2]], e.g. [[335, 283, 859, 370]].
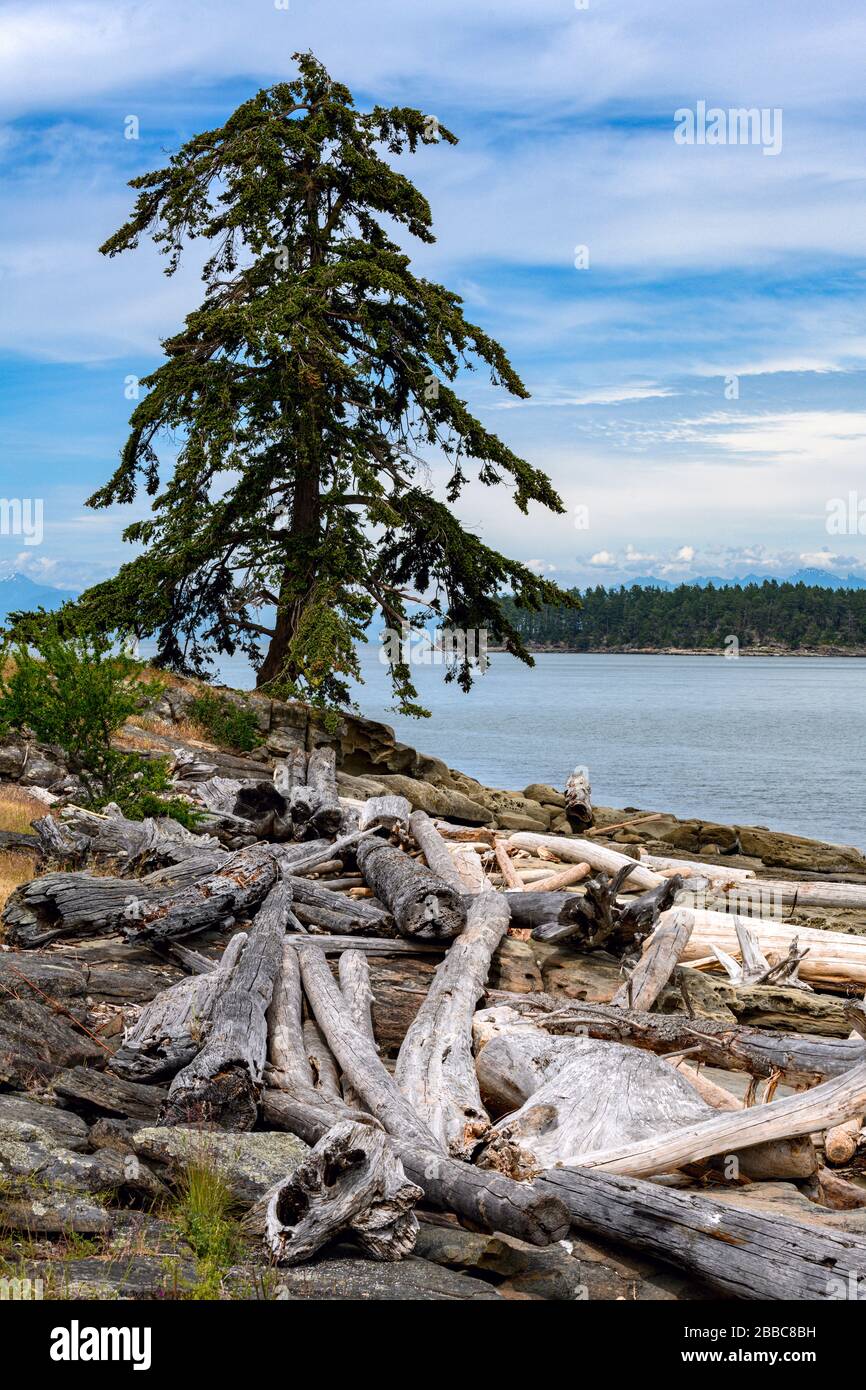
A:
[[249, 1119, 422, 1264], [395, 892, 509, 1157], [475, 1023, 815, 1181], [483, 991, 866, 1086], [508, 832, 663, 891], [355, 836, 467, 941], [360, 796, 412, 834], [536, 1165, 866, 1301], [261, 1088, 570, 1247], [564, 766, 593, 829], [666, 909, 866, 988], [338, 950, 377, 1108], [612, 907, 694, 1010], [159, 879, 290, 1128], [290, 746, 342, 839], [408, 810, 465, 891], [527, 869, 682, 952], [110, 933, 248, 1083], [297, 944, 441, 1149]]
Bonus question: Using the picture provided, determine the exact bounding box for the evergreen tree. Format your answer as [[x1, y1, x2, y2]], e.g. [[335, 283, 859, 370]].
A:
[[38, 53, 574, 713]]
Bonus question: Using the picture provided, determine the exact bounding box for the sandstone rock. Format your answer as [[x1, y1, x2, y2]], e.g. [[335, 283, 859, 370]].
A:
[[372, 773, 493, 825], [523, 783, 567, 808]]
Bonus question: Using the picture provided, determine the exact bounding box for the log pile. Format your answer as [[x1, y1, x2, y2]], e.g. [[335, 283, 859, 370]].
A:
[[2, 748, 866, 1303]]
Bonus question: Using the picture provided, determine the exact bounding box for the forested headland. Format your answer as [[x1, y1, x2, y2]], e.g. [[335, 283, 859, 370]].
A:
[[499, 581, 866, 652]]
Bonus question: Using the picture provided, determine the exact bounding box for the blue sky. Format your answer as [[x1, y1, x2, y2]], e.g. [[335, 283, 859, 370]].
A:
[[2, 0, 866, 591]]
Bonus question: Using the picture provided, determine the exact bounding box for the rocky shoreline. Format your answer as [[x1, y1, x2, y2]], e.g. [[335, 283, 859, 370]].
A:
[[2, 675, 866, 1302], [490, 644, 866, 658]]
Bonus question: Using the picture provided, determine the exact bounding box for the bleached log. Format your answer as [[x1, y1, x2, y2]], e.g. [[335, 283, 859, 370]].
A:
[[481, 993, 866, 1086], [290, 745, 342, 838], [286, 875, 392, 935], [160, 878, 290, 1128], [564, 766, 593, 829], [408, 810, 465, 891], [251, 1120, 421, 1264], [273, 746, 307, 798], [60, 804, 222, 869], [448, 844, 489, 894], [612, 909, 694, 1011], [303, 1020, 343, 1098], [508, 832, 663, 891], [356, 835, 467, 941], [575, 1058, 866, 1178], [639, 850, 755, 882], [337, 950, 376, 1108], [667, 909, 866, 987], [266, 943, 313, 1095], [493, 838, 524, 891], [359, 795, 412, 834], [297, 944, 441, 1149], [111, 933, 248, 1083], [395, 892, 509, 1157]]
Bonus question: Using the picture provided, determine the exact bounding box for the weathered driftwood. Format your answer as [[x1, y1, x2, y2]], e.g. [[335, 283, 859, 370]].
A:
[[303, 1020, 342, 1099], [231, 781, 293, 841], [261, 1089, 571, 1247], [825, 1016, 866, 1166], [286, 875, 392, 935], [356, 836, 467, 941], [710, 918, 813, 991], [666, 909, 866, 987], [639, 850, 756, 881], [528, 868, 682, 952], [612, 908, 694, 1011], [508, 831, 663, 890], [297, 944, 441, 1149], [395, 892, 509, 1158], [530, 861, 591, 893], [287, 934, 442, 957], [110, 933, 248, 1083], [359, 795, 412, 834], [266, 942, 313, 1095], [575, 1058, 866, 1178], [535, 1165, 866, 1301], [483, 990, 866, 1086], [249, 1120, 421, 1264], [408, 810, 465, 891], [126, 843, 286, 946], [290, 745, 342, 839], [564, 766, 593, 829], [338, 950, 376, 1108], [474, 1022, 815, 1182], [493, 838, 524, 890], [273, 746, 307, 798], [60, 804, 222, 869], [160, 879, 290, 1128]]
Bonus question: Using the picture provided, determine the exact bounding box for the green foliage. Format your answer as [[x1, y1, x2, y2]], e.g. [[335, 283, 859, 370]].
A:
[[0, 630, 149, 791], [36, 51, 576, 715], [173, 1161, 241, 1300], [497, 581, 866, 651], [188, 690, 260, 751], [0, 630, 201, 824]]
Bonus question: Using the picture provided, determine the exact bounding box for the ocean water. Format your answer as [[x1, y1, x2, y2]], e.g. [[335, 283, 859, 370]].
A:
[[203, 647, 866, 851]]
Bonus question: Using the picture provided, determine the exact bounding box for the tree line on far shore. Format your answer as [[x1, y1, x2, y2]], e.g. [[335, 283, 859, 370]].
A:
[[498, 581, 866, 650]]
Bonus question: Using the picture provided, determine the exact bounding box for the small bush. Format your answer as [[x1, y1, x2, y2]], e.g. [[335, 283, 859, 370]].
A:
[[187, 691, 260, 752], [0, 630, 200, 825]]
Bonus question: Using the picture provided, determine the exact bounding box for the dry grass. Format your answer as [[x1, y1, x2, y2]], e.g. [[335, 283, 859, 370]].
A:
[[0, 849, 37, 918], [132, 712, 213, 745], [0, 785, 49, 834]]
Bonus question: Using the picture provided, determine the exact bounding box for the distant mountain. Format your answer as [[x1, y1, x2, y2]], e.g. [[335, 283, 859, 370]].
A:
[[0, 574, 75, 626], [608, 569, 866, 593]]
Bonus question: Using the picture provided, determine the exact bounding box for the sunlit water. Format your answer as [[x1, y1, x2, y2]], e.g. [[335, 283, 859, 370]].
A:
[[188, 646, 866, 851]]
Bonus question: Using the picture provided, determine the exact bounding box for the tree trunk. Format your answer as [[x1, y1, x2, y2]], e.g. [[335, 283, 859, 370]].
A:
[[248, 1119, 421, 1264], [395, 892, 509, 1157], [356, 837, 467, 940], [159, 879, 290, 1128], [297, 944, 442, 1149], [535, 1165, 866, 1301], [257, 458, 321, 689]]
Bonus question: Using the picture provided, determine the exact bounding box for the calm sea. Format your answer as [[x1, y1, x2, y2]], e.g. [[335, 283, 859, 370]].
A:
[[199, 647, 865, 852]]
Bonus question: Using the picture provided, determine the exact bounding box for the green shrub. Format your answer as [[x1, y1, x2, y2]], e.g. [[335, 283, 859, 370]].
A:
[[0, 630, 200, 825], [188, 691, 260, 752], [173, 1160, 241, 1300]]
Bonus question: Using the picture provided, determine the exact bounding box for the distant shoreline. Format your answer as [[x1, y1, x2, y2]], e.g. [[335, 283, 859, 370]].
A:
[[488, 644, 866, 658]]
